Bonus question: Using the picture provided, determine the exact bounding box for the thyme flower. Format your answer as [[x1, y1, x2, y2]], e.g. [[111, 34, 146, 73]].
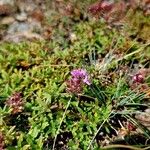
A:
[[71, 69, 91, 85], [66, 69, 91, 94]]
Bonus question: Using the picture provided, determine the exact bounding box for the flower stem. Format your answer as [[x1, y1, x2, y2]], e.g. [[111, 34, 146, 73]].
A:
[[102, 144, 143, 150], [87, 112, 111, 150], [52, 97, 72, 150]]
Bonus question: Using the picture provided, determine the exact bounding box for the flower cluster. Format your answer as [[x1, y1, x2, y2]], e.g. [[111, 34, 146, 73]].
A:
[[88, 1, 113, 16], [132, 73, 144, 83], [6, 92, 24, 114], [129, 68, 150, 95], [88, 1, 128, 23], [66, 69, 91, 94], [71, 69, 91, 85]]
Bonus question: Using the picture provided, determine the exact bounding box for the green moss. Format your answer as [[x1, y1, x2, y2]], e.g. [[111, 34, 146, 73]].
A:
[[0, 2, 150, 149]]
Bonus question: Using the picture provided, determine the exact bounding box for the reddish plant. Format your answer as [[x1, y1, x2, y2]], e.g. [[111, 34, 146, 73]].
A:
[[88, 1, 114, 16], [0, 133, 5, 150], [66, 78, 83, 94], [127, 122, 136, 132], [6, 92, 24, 114], [88, 1, 130, 23]]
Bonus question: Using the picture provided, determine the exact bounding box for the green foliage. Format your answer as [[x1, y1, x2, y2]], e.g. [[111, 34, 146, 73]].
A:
[[0, 2, 150, 149]]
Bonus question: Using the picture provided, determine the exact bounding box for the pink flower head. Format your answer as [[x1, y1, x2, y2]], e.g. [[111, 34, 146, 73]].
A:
[[71, 69, 91, 85], [66, 69, 91, 94]]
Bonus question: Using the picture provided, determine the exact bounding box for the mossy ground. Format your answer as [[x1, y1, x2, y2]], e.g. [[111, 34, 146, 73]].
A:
[[0, 1, 150, 149]]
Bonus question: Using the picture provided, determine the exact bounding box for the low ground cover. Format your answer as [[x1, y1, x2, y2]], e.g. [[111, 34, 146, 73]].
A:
[[0, 0, 150, 149]]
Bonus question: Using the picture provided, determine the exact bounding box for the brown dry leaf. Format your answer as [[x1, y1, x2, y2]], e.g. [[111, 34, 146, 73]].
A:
[[145, 89, 150, 98], [19, 61, 31, 68], [43, 26, 52, 40], [30, 9, 44, 22]]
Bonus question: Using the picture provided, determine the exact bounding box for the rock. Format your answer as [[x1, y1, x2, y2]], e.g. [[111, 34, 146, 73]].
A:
[[7, 20, 42, 33], [7, 22, 31, 34], [16, 12, 27, 21], [0, 16, 15, 25], [27, 19, 42, 32], [26, 4, 37, 12], [0, 0, 14, 6], [0, 0, 47, 42], [145, 109, 150, 113], [70, 33, 77, 42], [3, 31, 43, 43], [16, 0, 37, 13], [3, 19, 43, 42]]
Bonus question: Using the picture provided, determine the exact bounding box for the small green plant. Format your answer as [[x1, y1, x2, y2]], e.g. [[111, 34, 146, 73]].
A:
[[0, 1, 150, 149]]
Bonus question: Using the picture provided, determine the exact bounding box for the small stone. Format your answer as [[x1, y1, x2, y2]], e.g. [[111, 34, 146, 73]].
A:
[[70, 33, 77, 42], [0, 0, 14, 6], [3, 31, 43, 43], [7, 22, 31, 34], [22, 31, 43, 40], [145, 108, 150, 114], [16, 12, 27, 21], [1, 16, 15, 25], [16, 0, 37, 13], [27, 19, 42, 33]]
